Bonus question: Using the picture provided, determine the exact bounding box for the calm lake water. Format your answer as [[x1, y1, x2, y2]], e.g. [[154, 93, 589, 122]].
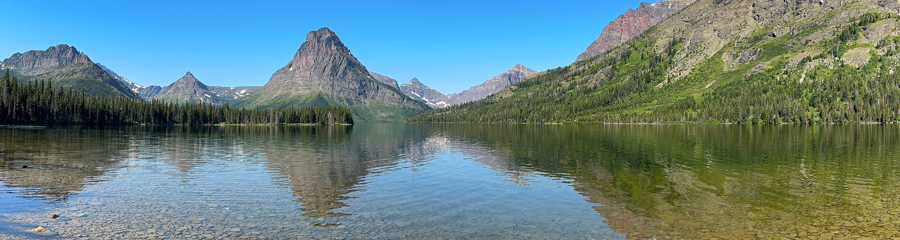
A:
[[0, 124, 898, 239]]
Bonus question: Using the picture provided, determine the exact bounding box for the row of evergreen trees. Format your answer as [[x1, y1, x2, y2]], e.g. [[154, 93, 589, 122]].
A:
[[0, 69, 353, 125]]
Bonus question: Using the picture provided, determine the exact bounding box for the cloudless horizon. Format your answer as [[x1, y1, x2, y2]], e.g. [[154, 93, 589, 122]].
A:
[[2, 0, 649, 94]]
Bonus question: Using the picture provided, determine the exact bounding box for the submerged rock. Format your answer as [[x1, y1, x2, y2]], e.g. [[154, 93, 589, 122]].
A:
[[33, 226, 46, 233], [50, 214, 59, 219]]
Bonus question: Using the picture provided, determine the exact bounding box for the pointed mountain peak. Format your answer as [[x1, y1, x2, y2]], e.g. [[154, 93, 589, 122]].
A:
[[409, 77, 422, 85], [176, 71, 199, 83], [170, 71, 208, 91], [287, 27, 353, 67], [299, 27, 348, 54], [510, 63, 533, 72]]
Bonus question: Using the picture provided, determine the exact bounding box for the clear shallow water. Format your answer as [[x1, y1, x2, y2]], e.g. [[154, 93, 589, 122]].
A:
[[0, 124, 899, 239]]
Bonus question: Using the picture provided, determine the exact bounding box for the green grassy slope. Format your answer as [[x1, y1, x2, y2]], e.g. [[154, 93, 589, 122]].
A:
[[411, 3, 900, 124], [26, 62, 140, 99]]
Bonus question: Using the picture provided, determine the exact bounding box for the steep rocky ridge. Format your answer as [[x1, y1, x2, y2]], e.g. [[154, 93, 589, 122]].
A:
[[97, 63, 145, 93], [1, 44, 138, 99], [576, 0, 696, 62], [238, 27, 429, 122], [400, 78, 451, 108], [448, 64, 537, 105], [3, 44, 92, 76]]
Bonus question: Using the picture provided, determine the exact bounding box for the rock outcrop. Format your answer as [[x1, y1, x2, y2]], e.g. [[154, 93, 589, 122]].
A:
[[575, 0, 695, 62], [400, 78, 451, 108], [448, 64, 537, 105], [238, 27, 428, 122]]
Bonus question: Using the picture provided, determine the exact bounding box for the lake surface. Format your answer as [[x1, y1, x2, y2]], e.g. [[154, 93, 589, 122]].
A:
[[0, 124, 898, 239]]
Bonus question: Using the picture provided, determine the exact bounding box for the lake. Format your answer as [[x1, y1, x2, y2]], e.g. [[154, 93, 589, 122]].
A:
[[0, 124, 898, 239]]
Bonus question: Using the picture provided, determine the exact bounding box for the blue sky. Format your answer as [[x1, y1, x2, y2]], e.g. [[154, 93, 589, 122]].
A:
[[1, 0, 649, 94]]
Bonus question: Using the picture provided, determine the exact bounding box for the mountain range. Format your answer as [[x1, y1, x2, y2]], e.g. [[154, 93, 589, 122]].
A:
[[376, 64, 538, 108], [11, 0, 899, 124], [0, 31, 524, 122]]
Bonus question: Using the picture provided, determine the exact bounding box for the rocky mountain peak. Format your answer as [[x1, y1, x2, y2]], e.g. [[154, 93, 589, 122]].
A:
[[448, 64, 539, 105], [290, 27, 352, 65], [511, 63, 530, 72], [2, 44, 93, 75], [154, 71, 217, 103], [171, 71, 208, 90], [306, 27, 339, 42], [576, 0, 696, 62], [509, 63, 536, 75], [267, 27, 368, 89], [400, 78, 451, 108], [176, 71, 200, 83], [242, 27, 428, 122]]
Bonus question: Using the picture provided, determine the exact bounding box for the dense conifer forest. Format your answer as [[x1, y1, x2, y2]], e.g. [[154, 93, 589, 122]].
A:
[[0, 69, 353, 125]]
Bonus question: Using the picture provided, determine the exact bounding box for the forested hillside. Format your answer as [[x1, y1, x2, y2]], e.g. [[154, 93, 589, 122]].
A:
[[411, 1, 900, 124], [0, 70, 352, 125]]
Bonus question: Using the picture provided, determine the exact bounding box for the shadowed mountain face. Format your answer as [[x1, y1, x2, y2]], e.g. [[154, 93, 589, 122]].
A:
[[400, 78, 452, 108], [237, 27, 429, 122], [447, 64, 537, 105], [576, 0, 696, 62], [0, 44, 139, 99]]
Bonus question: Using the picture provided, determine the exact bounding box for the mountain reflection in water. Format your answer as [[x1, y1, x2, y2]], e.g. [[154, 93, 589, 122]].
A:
[[0, 124, 897, 239]]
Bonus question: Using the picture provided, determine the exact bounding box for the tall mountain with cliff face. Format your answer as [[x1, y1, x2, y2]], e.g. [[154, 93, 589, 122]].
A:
[[448, 64, 537, 105], [400, 78, 451, 108], [413, 0, 900, 124], [237, 27, 429, 122], [576, 0, 695, 62], [1, 44, 139, 99]]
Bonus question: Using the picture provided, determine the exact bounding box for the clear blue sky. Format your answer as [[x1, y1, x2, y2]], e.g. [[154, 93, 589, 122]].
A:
[[1, 0, 649, 94]]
